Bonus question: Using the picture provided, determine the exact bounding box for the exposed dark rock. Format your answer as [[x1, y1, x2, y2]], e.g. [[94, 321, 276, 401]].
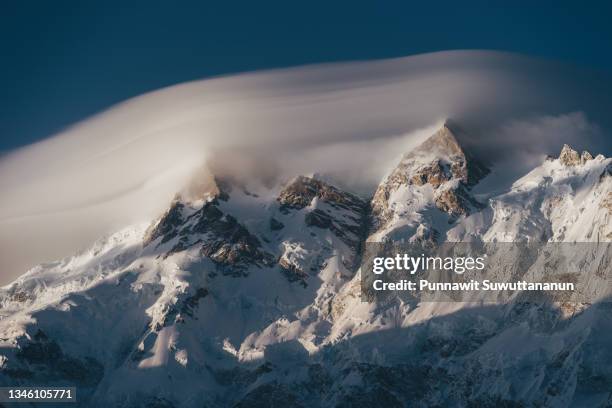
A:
[[144, 200, 186, 246], [144, 175, 234, 249], [10, 291, 32, 303], [269, 217, 285, 231], [304, 209, 333, 229], [146, 197, 275, 275], [599, 162, 612, 183], [180, 287, 209, 317], [278, 176, 365, 214], [214, 177, 232, 201], [278, 176, 368, 271], [278, 259, 309, 286]]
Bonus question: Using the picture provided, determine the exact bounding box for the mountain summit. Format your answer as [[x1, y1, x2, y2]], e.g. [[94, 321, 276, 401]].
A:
[[371, 123, 489, 241]]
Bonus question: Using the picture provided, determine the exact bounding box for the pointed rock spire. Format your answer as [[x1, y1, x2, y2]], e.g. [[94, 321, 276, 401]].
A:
[[416, 123, 464, 158], [559, 144, 581, 166], [372, 122, 488, 231]]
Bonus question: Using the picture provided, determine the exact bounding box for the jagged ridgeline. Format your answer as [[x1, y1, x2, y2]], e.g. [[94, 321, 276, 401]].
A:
[[0, 123, 611, 407]]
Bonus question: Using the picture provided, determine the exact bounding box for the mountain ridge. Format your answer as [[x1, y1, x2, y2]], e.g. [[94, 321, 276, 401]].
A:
[[0, 124, 611, 407]]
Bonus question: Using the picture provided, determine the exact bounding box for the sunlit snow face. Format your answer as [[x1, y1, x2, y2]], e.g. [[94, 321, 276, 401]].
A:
[[0, 50, 610, 282]]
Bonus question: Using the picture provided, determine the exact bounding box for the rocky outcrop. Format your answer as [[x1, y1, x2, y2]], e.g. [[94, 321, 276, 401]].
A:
[[415, 124, 488, 186], [434, 184, 482, 218], [304, 209, 335, 231], [180, 287, 209, 317], [601, 192, 612, 215], [193, 203, 275, 273], [144, 199, 186, 246], [559, 144, 580, 166], [559, 144, 581, 166], [278, 253, 310, 285], [145, 195, 274, 275], [278, 176, 366, 214], [277, 176, 368, 271], [559, 144, 595, 167]]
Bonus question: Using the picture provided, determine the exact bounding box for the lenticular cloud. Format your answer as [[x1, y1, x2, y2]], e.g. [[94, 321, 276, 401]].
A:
[[0, 50, 610, 282]]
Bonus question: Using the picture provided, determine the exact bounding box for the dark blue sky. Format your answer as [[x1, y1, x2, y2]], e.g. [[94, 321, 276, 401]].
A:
[[1, 1, 611, 151]]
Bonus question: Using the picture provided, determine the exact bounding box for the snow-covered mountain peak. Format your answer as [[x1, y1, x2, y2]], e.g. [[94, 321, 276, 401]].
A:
[[395, 123, 488, 186], [475, 147, 612, 242], [0, 127, 611, 406], [370, 124, 488, 241], [276, 175, 368, 273], [412, 122, 463, 161]]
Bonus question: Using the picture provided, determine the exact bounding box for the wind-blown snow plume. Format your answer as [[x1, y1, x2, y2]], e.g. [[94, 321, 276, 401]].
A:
[[0, 50, 610, 282]]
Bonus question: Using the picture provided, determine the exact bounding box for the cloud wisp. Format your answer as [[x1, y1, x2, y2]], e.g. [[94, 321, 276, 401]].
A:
[[0, 50, 610, 283]]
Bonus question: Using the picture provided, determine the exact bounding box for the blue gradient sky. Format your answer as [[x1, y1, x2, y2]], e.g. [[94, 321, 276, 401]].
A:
[[1, 1, 611, 151]]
